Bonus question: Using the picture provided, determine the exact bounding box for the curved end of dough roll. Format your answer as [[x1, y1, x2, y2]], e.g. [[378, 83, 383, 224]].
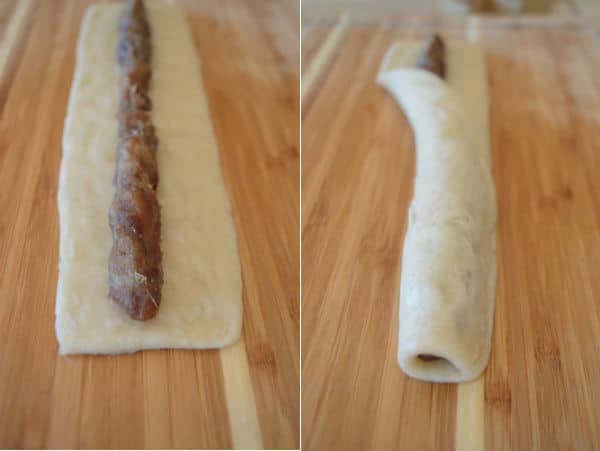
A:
[[397, 340, 490, 383]]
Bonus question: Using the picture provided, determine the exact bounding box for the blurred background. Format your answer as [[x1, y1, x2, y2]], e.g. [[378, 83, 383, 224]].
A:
[[303, 0, 598, 22]]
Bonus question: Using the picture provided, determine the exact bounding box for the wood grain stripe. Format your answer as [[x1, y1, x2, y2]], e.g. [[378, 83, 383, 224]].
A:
[[467, 15, 481, 42], [221, 339, 263, 450], [454, 16, 486, 451], [301, 13, 349, 100], [0, 0, 34, 116], [0, 0, 33, 78], [302, 28, 332, 75], [0, 1, 17, 37], [456, 378, 485, 451]]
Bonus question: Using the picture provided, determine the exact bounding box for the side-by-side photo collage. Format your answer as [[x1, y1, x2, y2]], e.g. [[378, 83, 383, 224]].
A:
[[1, 0, 600, 450]]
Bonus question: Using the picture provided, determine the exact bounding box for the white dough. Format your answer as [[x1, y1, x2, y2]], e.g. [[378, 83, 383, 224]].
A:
[[55, 1, 242, 354], [377, 42, 497, 382]]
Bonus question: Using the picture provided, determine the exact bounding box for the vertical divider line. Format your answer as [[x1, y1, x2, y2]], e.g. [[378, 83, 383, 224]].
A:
[[299, 2, 303, 449]]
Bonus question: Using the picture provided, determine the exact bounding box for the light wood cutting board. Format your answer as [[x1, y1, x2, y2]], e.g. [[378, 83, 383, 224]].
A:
[[0, 0, 299, 448], [302, 16, 600, 451]]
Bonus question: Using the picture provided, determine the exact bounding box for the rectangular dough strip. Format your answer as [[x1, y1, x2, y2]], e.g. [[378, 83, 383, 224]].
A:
[[56, 1, 242, 354]]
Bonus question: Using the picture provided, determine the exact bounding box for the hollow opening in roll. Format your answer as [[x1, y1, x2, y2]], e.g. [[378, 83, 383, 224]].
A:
[[410, 354, 461, 380], [418, 354, 441, 362]]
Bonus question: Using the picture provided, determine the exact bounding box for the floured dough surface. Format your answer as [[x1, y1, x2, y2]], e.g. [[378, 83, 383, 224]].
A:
[[377, 41, 496, 382], [56, 1, 242, 354]]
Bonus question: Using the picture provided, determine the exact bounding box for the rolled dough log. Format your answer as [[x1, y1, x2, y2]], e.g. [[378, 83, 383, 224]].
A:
[[55, 1, 242, 354], [377, 42, 497, 382]]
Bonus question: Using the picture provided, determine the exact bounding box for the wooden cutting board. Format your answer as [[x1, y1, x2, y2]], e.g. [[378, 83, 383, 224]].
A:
[[302, 16, 600, 451], [0, 0, 299, 448]]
